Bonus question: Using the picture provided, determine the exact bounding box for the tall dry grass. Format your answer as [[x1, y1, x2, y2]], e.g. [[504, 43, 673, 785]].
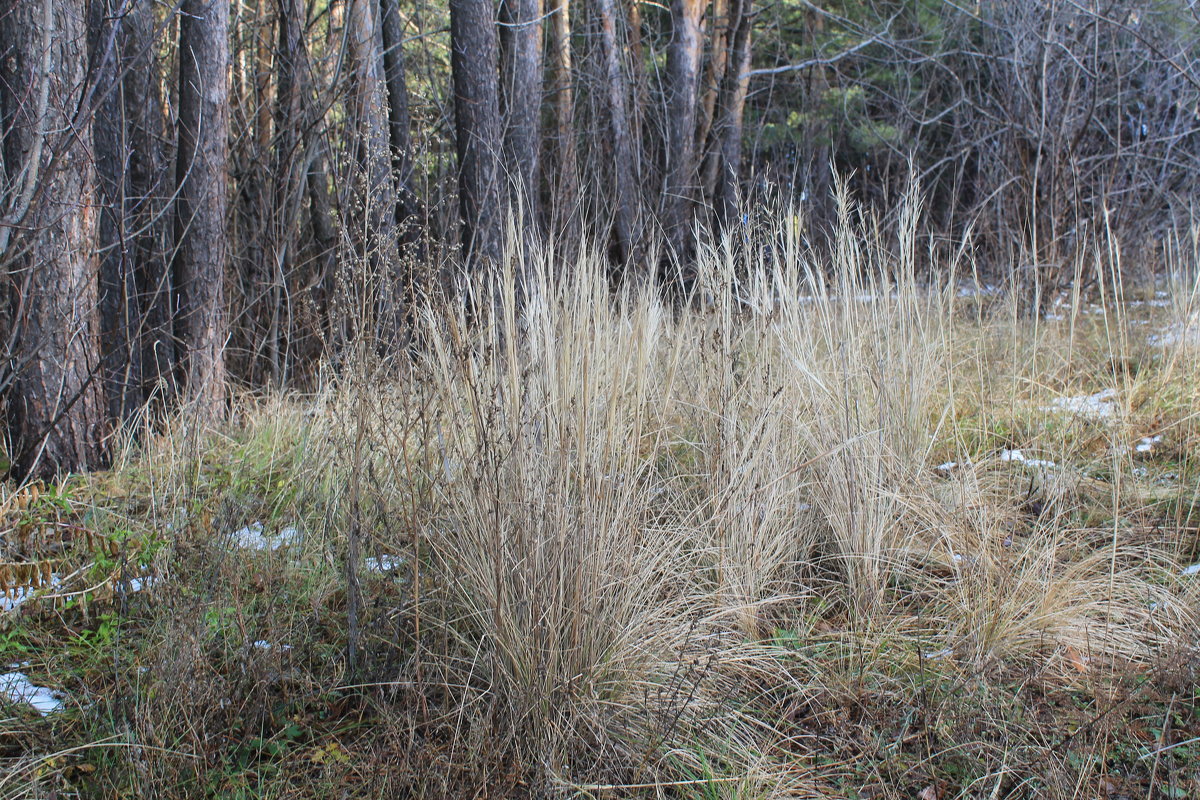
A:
[[37, 195, 1196, 797], [304, 194, 1200, 792]]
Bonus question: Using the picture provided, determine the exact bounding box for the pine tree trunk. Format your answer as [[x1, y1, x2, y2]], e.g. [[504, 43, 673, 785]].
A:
[[662, 0, 707, 261], [124, 0, 175, 407], [704, 0, 752, 227], [175, 0, 231, 419], [545, 0, 579, 247], [695, 0, 729, 153], [91, 0, 142, 422], [0, 0, 107, 478], [595, 0, 638, 265], [91, 0, 175, 421], [379, 0, 423, 240], [347, 0, 399, 258], [450, 0, 504, 270], [499, 0, 543, 241]]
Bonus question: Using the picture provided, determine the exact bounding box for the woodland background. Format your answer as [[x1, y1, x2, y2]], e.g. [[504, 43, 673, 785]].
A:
[[2, 0, 1200, 478]]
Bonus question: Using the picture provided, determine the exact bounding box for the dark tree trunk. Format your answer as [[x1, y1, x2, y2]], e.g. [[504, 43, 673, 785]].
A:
[[450, 0, 503, 270], [0, 0, 107, 478], [175, 0, 231, 419], [379, 0, 423, 242], [91, 0, 174, 422], [123, 0, 176, 407], [91, 0, 141, 422], [499, 0, 543, 240], [347, 0, 399, 255], [662, 0, 706, 261], [705, 0, 752, 227], [265, 0, 311, 383], [595, 0, 639, 265]]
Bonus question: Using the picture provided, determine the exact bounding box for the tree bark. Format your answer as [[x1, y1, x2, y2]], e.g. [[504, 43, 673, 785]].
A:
[[695, 0, 729, 152], [595, 0, 638, 265], [263, 0, 311, 383], [91, 0, 141, 422], [499, 0, 543, 240], [706, 0, 752, 228], [123, 0, 175, 408], [449, 0, 503, 271], [347, 0, 402, 285], [91, 0, 174, 422], [379, 0, 423, 241], [545, 0, 579, 246], [0, 0, 107, 478], [175, 0, 231, 419], [663, 0, 707, 260]]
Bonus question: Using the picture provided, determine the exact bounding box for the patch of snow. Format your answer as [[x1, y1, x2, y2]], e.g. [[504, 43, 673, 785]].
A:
[[124, 576, 155, 593], [0, 574, 62, 613], [1128, 299, 1172, 308], [1044, 388, 1119, 420], [1044, 313, 1066, 321], [0, 671, 64, 715], [922, 648, 954, 660], [1181, 563, 1200, 577], [1135, 435, 1163, 454], [252, 640, 292, 652], [365, 555, 405, 573], [230, 523, 300, 551], [999, 449, 1057, 469], [956, 284, 1000, 298], [1148, 318, 1200, 347]]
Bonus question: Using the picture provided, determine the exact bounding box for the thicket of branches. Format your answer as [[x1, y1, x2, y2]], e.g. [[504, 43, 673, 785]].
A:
[[0, 0, 1199, 477]]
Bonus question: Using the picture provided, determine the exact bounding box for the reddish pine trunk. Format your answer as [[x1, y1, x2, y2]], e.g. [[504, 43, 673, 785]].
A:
[[545, 0, 580, 246], [663, 0, 707, 261]]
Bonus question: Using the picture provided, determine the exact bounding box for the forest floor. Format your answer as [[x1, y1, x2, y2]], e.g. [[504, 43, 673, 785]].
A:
[[1, 238, 1199, 799]]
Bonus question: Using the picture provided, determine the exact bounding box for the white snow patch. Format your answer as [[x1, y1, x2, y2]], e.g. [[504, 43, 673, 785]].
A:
[[922, 648, 954, 660], [365, 555, 406, 573], [999, 449, 1057, 469], [1044, 388, 1119, 419], [252, 640, 292, 652], [0, 575, 62, 613], [1148, 317, 1200, 347], [1135, 435, 1163, 454], [231, 523, 300, 551], [0, 671, 64, 715], [956, 284, 1001, 298], [1181, 563, 1200, 577]]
